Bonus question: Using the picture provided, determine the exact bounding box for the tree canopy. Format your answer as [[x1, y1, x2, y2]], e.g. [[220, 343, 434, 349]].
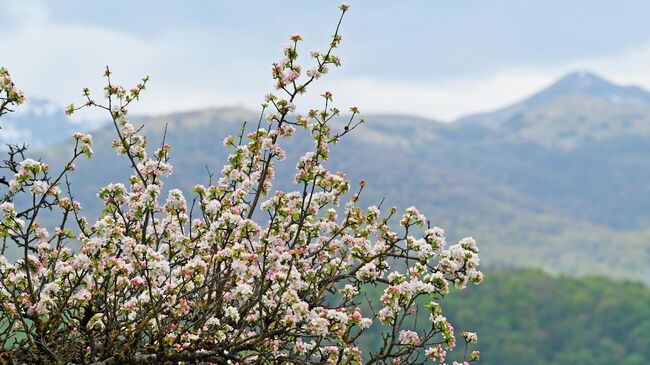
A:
[[0, 5, 483, 364]]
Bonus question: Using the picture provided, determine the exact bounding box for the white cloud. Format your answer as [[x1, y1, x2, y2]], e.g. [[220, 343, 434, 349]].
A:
[[0, 2, 272, 121], [305, 72, 552, 122], [1, 4, 161, 119], [299, 40, 650, 121]]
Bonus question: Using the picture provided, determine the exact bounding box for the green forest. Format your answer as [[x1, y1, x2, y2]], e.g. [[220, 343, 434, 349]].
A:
[[437, 270, 649, 364], [356, 270, 649, 364]]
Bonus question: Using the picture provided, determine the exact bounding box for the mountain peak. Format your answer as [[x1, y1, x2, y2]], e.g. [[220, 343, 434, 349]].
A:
[[551, 70, 615, 93], [558, 70, 605, 83], [531, 70, 650, 106], [457, 70, 650, 126]]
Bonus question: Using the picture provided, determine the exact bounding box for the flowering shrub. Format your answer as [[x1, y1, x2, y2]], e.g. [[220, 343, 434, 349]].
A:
[[0, 4, 482, 364]]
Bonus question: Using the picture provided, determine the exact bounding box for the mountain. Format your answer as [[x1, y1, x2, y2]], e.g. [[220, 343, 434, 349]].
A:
[[14, 71, 650, 285], [456, 71, 650, 130]]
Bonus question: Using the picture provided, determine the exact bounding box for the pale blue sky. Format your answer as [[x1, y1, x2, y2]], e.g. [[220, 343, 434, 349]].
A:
[[3, 0, 650, 120]]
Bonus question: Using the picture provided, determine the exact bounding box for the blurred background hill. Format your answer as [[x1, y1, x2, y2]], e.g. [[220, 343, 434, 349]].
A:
[[13, 70, 650, 284]]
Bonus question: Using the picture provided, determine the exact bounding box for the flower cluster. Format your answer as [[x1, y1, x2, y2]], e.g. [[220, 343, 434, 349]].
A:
[[0, 67, 25, 117], [72, 132, 94, 158], [0, 4, 482, 365]]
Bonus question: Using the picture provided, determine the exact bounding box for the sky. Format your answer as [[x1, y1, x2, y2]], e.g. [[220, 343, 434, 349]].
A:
[[4, 0, 650, 121]]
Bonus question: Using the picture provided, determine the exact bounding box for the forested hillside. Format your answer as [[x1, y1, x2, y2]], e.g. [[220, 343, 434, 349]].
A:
[[358, 270, 650, 364], [32, 71, 650, 284], [441, 270, 650, 365]]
